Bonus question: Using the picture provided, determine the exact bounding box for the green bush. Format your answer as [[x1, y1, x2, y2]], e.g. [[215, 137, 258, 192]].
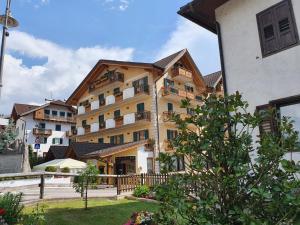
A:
[[45, 166, 57, 172], [22, 204, 46, 225], [61, 167, 70, 173], [0, 192, 24, 224], [133, 185, 150, 198]]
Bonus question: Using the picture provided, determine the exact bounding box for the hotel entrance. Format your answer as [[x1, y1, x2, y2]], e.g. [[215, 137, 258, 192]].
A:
[[115, 156, 136, 175]]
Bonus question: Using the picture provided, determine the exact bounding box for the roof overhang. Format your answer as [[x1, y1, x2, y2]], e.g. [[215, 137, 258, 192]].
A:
[[178, 0, 229, 34]]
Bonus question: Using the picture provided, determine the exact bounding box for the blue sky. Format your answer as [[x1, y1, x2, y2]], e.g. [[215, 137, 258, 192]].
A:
[[0, 0, 220, 114]]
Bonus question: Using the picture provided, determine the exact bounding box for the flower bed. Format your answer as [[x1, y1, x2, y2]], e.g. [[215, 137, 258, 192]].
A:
[[124, 211, 155, 225]]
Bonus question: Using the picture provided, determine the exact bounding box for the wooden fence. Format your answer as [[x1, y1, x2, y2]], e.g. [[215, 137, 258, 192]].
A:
[[117, 173, 169, 195]]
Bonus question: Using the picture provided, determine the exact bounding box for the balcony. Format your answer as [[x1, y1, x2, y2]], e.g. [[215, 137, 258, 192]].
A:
[[83, 125, 91, 134], [162, 87, 203, 104], [163, 111, 174, 122], [172, 67, 193, 82], [114, 92, 123, 103], [115, 116, 124, 127], [135, 111, 151, 122], [33, 128, 52, 136], [66, 129, 77, 137], [134, 85, 150, 95], [89, 71, 124, 93], [44, 114, 75, 123]]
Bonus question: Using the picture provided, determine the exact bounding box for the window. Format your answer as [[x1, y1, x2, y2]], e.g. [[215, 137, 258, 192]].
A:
[[167, 130, 178, 140], [133, 130, 149, 142], [257, 95, 300, 160], [38, 123, 46, 129], [164, 78, 174, 88], [136, 103, 145, 113], [99, 94, 105, 105], [113, 87, 121, 95], [52, 138, 63, 145], [110, 134, 124, 144], [98, 138, 104, 144], [44, 109, 50, 115], [52, 110, 58, 116], [167, 103, 173, 112], [257, 0, 299, 57], [40, 137, 47, 144], [82, 120, 87, 127], [185, 85, 194, 93], [147, 158, 154, 174], [114, 110, 121, 119], [133, 77, 148, 88], [172, 155, 185, 171], [59, 111, 65, 117], [67, 112, 72, 117], [55, 124, 61, 131]]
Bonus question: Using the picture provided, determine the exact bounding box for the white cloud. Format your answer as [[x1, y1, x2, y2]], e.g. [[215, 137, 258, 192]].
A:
[[0, 30, 134, 114], [156, 19, 220, 75], [100, 0, 132, 11]]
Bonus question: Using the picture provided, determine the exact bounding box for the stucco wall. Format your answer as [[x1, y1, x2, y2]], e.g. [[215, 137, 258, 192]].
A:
[[215, 0, 300, 161]]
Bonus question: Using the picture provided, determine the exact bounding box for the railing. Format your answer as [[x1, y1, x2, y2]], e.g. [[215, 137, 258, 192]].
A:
[[66, 129, 77, 137], [44, 114, 75, 123], [134, 85, 150, 95], [89, 72, 124, 92], [163, 111, 174, 122], [99, 122, 106, 130], [162, 87, 203, 103], [135, 111, 151, 121], [83, 125, 91, 134], [115, 116, 124, 127], [33, 128, 52, 136], [172, 67, 192, 80], [114, 92, 123, 102]]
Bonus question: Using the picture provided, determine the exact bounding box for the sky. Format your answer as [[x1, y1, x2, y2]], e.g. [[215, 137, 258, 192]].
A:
[[0, 0, 220, 115]]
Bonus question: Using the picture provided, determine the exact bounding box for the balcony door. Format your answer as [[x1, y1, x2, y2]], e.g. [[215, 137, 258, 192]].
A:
[[136, 103, 145, 113]]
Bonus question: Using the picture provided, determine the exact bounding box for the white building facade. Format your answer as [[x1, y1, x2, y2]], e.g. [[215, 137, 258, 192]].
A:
[[179, 0, 300, 161], [12, 101, 76, 157]]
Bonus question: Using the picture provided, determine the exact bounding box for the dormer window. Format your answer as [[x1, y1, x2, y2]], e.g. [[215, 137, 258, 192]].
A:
[[257, 0, 299, 57]]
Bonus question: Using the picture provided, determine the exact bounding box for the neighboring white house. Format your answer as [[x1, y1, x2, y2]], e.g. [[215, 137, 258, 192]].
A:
[[0, 117, 9, 130], [179, 0, 300, 161], [11, 100, 76, 157]]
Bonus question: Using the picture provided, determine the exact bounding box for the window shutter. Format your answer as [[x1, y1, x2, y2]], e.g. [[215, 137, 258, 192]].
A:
[[257, 9, 279, 56], [168, 103, 173, 112], [110, 136, 114, 144], [256, 104, 277, 135], [60, 138, 63, 145], [133, 132, 138, 142], [120, 135, 124, 144], [144, 130, 149, 140], [167, 130, 171, 140], [99, 115, 104, 123], [52, 139, 55, 145], [274, 0, 298, 49]]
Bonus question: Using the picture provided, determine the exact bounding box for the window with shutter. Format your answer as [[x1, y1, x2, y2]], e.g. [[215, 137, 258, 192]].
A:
[[257, 0, 299, 57], [167, 103, 173, 112], [136, 103, 145, 112]]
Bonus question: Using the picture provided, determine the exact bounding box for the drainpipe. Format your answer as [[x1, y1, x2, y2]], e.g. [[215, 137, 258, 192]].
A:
[[216, 22, 228, 95], [154, 81, 161, 173]]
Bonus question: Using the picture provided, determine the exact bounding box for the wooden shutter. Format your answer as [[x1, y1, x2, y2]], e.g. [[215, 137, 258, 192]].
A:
[[256, 104, 277, 135], [257, 8, 279, 56], [168, 103, 173, 112], [273, 0, 298, 49], [133, 132, 138, 142], [144, 130, 149, 140]]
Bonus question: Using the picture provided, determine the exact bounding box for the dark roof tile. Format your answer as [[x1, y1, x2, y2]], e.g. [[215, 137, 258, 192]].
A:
[[203, 71, 222, 88]]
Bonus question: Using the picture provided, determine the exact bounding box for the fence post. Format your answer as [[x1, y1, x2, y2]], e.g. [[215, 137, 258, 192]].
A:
[[117, 175, 120, 195], [39, 174, 45, 199], [141, 173, 144, 186]]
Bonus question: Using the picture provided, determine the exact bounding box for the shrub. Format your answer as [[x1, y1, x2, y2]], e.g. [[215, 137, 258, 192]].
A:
[[22, 204, 46, 225], [0, 192, 24, 224], [61, 167, 70, 173], [45, 166, 57, 172], [133, 185, 150, 198]]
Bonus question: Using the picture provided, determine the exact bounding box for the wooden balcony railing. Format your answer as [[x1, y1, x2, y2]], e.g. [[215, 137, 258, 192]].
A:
[[89, 72, 124, 92], [44, 114, 75, 123], [135, 111, 151, 121], [172, 67, 193, 80], [33, 128, 52, 136], [134, 85, 150, 95], [162, 87, 203, 102]]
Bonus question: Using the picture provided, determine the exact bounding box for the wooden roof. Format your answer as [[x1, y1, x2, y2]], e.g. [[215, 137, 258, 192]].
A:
[[178, 0, 229, 33]]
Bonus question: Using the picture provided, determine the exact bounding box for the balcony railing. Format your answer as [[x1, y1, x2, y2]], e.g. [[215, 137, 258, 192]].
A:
[[172, 67, 193, 81], [135, 111, 151, 121], [114, 92, 123, 103], [33, 128, 52, 136], [115, 116, 124, 127], [89, 72, 124, 92], [162, 87, 203, 103], [163, 111, 175, 122], [99, 121, 106, 130], [83, 125, 91, 134], [66, 129, 77, 137], [37, 114, 75, 123], [134, 85, 150, 95]]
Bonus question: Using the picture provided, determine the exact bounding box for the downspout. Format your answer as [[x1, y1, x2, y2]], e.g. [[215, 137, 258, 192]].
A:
[[216, 22, 228, 95], [154, 81, 161, 173]]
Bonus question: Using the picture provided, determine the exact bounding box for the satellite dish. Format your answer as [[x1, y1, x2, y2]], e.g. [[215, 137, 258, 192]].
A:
[[0, 15, 19, 28]]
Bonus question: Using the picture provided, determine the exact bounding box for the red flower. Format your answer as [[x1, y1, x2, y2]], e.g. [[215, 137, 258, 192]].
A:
[[0, 208, 6, 216]]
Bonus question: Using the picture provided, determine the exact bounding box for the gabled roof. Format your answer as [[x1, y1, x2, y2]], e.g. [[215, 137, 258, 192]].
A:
[[204, 71, 222, 88], [66, 49, 207, 105], [65, 142, 118, 159], [46, 146, 68, 160], [178, 0, 229, 33], [84, 140, 148, 159], [13, 103, 39, 116]]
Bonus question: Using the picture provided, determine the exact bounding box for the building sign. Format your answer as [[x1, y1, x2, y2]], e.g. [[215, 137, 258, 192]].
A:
[[34, 144, 40, 150]]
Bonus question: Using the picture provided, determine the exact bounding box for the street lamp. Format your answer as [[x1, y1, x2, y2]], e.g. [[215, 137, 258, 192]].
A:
[[0, 0, 19, 99]]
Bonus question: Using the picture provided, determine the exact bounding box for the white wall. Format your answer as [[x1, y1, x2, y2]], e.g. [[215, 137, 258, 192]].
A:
[[216, 0, 300, 161], [137, 146, 153, 174]]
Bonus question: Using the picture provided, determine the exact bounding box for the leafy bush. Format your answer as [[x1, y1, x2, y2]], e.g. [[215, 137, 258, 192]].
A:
[[45, 166, 57, 172], [156, 93, 300, 225], [124, 211, 154, 225], [61, 167, 70, 173], [0, 192, 24, 224], [22, 204, 46, 225], [133, 185, 150, 198]]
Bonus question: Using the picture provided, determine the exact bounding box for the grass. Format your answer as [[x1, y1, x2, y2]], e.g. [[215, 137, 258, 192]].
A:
[[23, 199, 159, 225]]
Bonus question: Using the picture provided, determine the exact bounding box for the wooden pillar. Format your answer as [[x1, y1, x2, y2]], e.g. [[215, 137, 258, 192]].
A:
[[117, 175, 120, 195], [39, 175, 45, 199]]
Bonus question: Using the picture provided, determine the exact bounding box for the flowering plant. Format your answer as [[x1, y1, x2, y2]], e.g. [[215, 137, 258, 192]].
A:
[[124, 211, 154, 225], [0, 208, 6, 216]]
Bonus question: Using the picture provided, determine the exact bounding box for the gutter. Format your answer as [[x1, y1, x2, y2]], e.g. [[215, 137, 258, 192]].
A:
[[154, 79, 161, 173]]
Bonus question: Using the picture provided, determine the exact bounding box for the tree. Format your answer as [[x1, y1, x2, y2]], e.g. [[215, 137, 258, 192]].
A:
[[0, 121, 17, 153], [73, 163, 98, 210], [155, 93, 300, 225]]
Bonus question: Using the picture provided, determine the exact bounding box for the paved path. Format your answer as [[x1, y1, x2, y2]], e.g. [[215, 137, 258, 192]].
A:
[[2, 186, 118, 204]]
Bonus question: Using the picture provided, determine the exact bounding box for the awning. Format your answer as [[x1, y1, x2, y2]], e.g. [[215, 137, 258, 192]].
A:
[[33, 158, 87, 171]]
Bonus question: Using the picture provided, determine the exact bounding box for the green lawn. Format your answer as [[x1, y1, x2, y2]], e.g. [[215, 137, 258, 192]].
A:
[[23, 199, 159, 225]]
